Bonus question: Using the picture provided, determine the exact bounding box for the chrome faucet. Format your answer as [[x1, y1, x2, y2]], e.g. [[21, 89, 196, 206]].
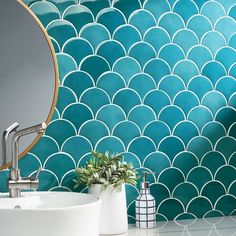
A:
[[8, 122, 47, 198], [2, 122, 19, 166]]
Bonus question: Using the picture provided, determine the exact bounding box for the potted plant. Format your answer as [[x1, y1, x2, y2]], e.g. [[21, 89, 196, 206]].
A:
[[74, 150, 138, 235]]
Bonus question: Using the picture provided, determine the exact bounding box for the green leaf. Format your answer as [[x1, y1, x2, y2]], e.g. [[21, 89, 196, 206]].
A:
[[74, 150, 139, 191]]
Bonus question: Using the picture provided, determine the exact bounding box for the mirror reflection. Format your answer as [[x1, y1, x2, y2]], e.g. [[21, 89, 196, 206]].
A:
[[0, 0, 58, 167]]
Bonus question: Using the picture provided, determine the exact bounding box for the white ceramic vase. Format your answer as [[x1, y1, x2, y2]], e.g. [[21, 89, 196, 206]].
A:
[[88, 184, 128, 235]]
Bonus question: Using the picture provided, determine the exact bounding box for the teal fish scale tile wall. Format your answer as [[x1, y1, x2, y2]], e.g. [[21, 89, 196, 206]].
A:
[[1, 0, 236, 222]]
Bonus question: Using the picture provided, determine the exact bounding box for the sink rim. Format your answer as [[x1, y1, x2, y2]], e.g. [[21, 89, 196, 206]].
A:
[[0, 191, 101, 211]]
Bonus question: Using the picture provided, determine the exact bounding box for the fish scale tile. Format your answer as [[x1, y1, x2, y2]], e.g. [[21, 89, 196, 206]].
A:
[[1, 0, 236, 222]]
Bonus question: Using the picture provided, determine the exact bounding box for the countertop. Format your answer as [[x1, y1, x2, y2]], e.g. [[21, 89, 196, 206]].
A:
[[109, 216, 236, 236]]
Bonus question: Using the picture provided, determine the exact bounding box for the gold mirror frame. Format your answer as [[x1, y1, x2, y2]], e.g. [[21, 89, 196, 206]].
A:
[[0, 0, 59, 170]]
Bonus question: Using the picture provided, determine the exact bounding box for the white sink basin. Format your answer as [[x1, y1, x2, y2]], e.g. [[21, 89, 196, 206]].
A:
[[0, 191, 101, 236]]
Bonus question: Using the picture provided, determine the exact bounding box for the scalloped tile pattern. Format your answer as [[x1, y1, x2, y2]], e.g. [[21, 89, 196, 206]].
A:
[[1, 0, 235, 222]]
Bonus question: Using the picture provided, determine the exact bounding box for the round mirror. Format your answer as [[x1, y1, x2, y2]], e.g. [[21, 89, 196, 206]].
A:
[[0, 0, 58, 168]]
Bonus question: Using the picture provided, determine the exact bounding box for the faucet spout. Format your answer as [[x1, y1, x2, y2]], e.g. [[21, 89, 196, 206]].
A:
[[2, 122, 19, 166], [12, 122, 47, 171]]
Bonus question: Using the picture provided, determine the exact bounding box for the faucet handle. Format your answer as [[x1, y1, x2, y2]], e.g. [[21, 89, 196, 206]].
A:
[[34, 167, 41, 181]]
